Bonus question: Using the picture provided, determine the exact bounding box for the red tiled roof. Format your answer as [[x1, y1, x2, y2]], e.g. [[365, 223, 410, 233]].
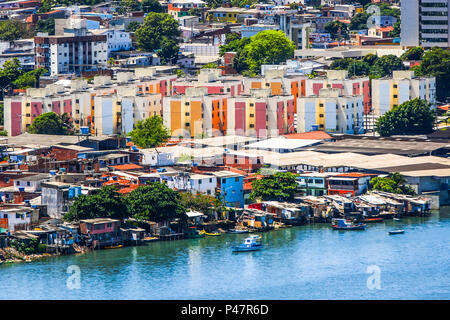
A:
[[117, 185, 139, 194], [284, 131, 332, 140], [110, 163, 143, 170], [243, 182, 253, 191], [377, 26, 394, 32], [334, 172, 377, 178]]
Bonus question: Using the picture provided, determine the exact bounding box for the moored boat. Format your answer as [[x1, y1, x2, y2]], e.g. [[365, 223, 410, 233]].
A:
[[227, 228, 249, 234], [389, 229, 405, 235], [199, 230, 221, 236], [362, 217, 384, 223], [104, 244, 123, 249], [232, 235, 263, 252], [332, 218, 366, 230]]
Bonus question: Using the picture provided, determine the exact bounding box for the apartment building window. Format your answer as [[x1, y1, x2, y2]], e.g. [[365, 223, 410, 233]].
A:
[[319, 114, 324, 118], [393, 95, 398, 98], [249, 103, 254, 107], [393, 84, 397, 88], [249, 124, 254, 128], [249, 114, 254, 117], [185, 122, 190, 127], [319, 103, 323, 108], [185, 102, 190, 106], [185, 112, 190, 116]]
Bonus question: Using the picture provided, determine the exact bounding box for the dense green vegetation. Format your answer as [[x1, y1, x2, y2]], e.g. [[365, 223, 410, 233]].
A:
[[127, 116, 170, 149], [64, 186, 130, 222], [0, 59, 47, 98], [370, 172, 416, 196], [375, 98, 435, 137], [415, 47, 450, 102], [127, 184, 187, 222], [250, 172, 298, 201], [0, 20, 34, 41], [35, 18, 55, 36], [329, 54, 404, 78], [220, 30, 294, 76], [135, 12, 181, 64], [29, 112, 73, 135]]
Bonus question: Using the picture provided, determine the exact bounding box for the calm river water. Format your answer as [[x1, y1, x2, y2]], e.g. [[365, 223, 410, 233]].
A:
[[1, 208, 449, 300]]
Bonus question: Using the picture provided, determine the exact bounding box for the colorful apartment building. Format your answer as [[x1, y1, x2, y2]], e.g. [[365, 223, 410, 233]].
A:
[[172, 69, 243, 96], [304, 70, 371, 114], [163, 87, 229, 138], [4, 68, 174, 136], [297, 88, 364, 134], [243, 69, 307, 113], [371, 70, 436, 116], [227, 89, 296, 138]]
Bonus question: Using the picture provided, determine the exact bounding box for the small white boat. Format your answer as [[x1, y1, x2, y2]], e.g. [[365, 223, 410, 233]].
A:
[[393, 218, 401, 221]]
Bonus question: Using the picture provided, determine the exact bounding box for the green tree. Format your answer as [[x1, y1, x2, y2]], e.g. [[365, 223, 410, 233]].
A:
[[370, 172, 416, 195], [200, 63, 218, 69], [348, 60, 370, 77], [175, 69, 186, 77], [64, 186, 130, 222], [0, 20, 33, 41], [135, 12, 180, 51], [329, 58, 352, 70], [179, 192, 218, 217], [126, 184, 187, 222], [0, 58, 23, 89], [219, 36, 250, 56], [29, 112, 70, 135], [349, 12, 370, 30], [127, 115, 170, 148], [389, 20, 401, 38], [375, 98, 435, 136], [224, 32, 241, 45], [401, 47, 424, 61], [419, 47, 450, 102], [250, 172, 298, 201], [242, 30, 295, 75], [158, 38, 179, 65], [13, 68, 47, 89], [0, 103, 3, 126], [141, 0, 162, 13], [35, 18, 55, 35], [125, 21, 142, 32], [362, 53, 378, 65], [370, 54, 404, 78], [324, 21, 348, 40], [118, 0, 141, 14]]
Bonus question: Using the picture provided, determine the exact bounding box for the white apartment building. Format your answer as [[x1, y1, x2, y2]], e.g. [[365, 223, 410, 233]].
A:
[[297, 88, 364, 134], [92, 29, 132, 54], [371, 70, 436, 116], [401, 0, 450, 47], [35, 27, 108, 76]]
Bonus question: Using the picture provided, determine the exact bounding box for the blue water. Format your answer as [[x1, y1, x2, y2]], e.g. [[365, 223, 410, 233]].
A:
[[1, 208, 449, 299]]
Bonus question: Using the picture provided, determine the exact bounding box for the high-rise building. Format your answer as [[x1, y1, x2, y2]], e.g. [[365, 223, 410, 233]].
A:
[[401, 0, 450, 47]]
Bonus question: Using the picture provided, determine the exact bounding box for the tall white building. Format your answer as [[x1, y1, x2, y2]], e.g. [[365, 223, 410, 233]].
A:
[[401, 0, 450, 47]]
